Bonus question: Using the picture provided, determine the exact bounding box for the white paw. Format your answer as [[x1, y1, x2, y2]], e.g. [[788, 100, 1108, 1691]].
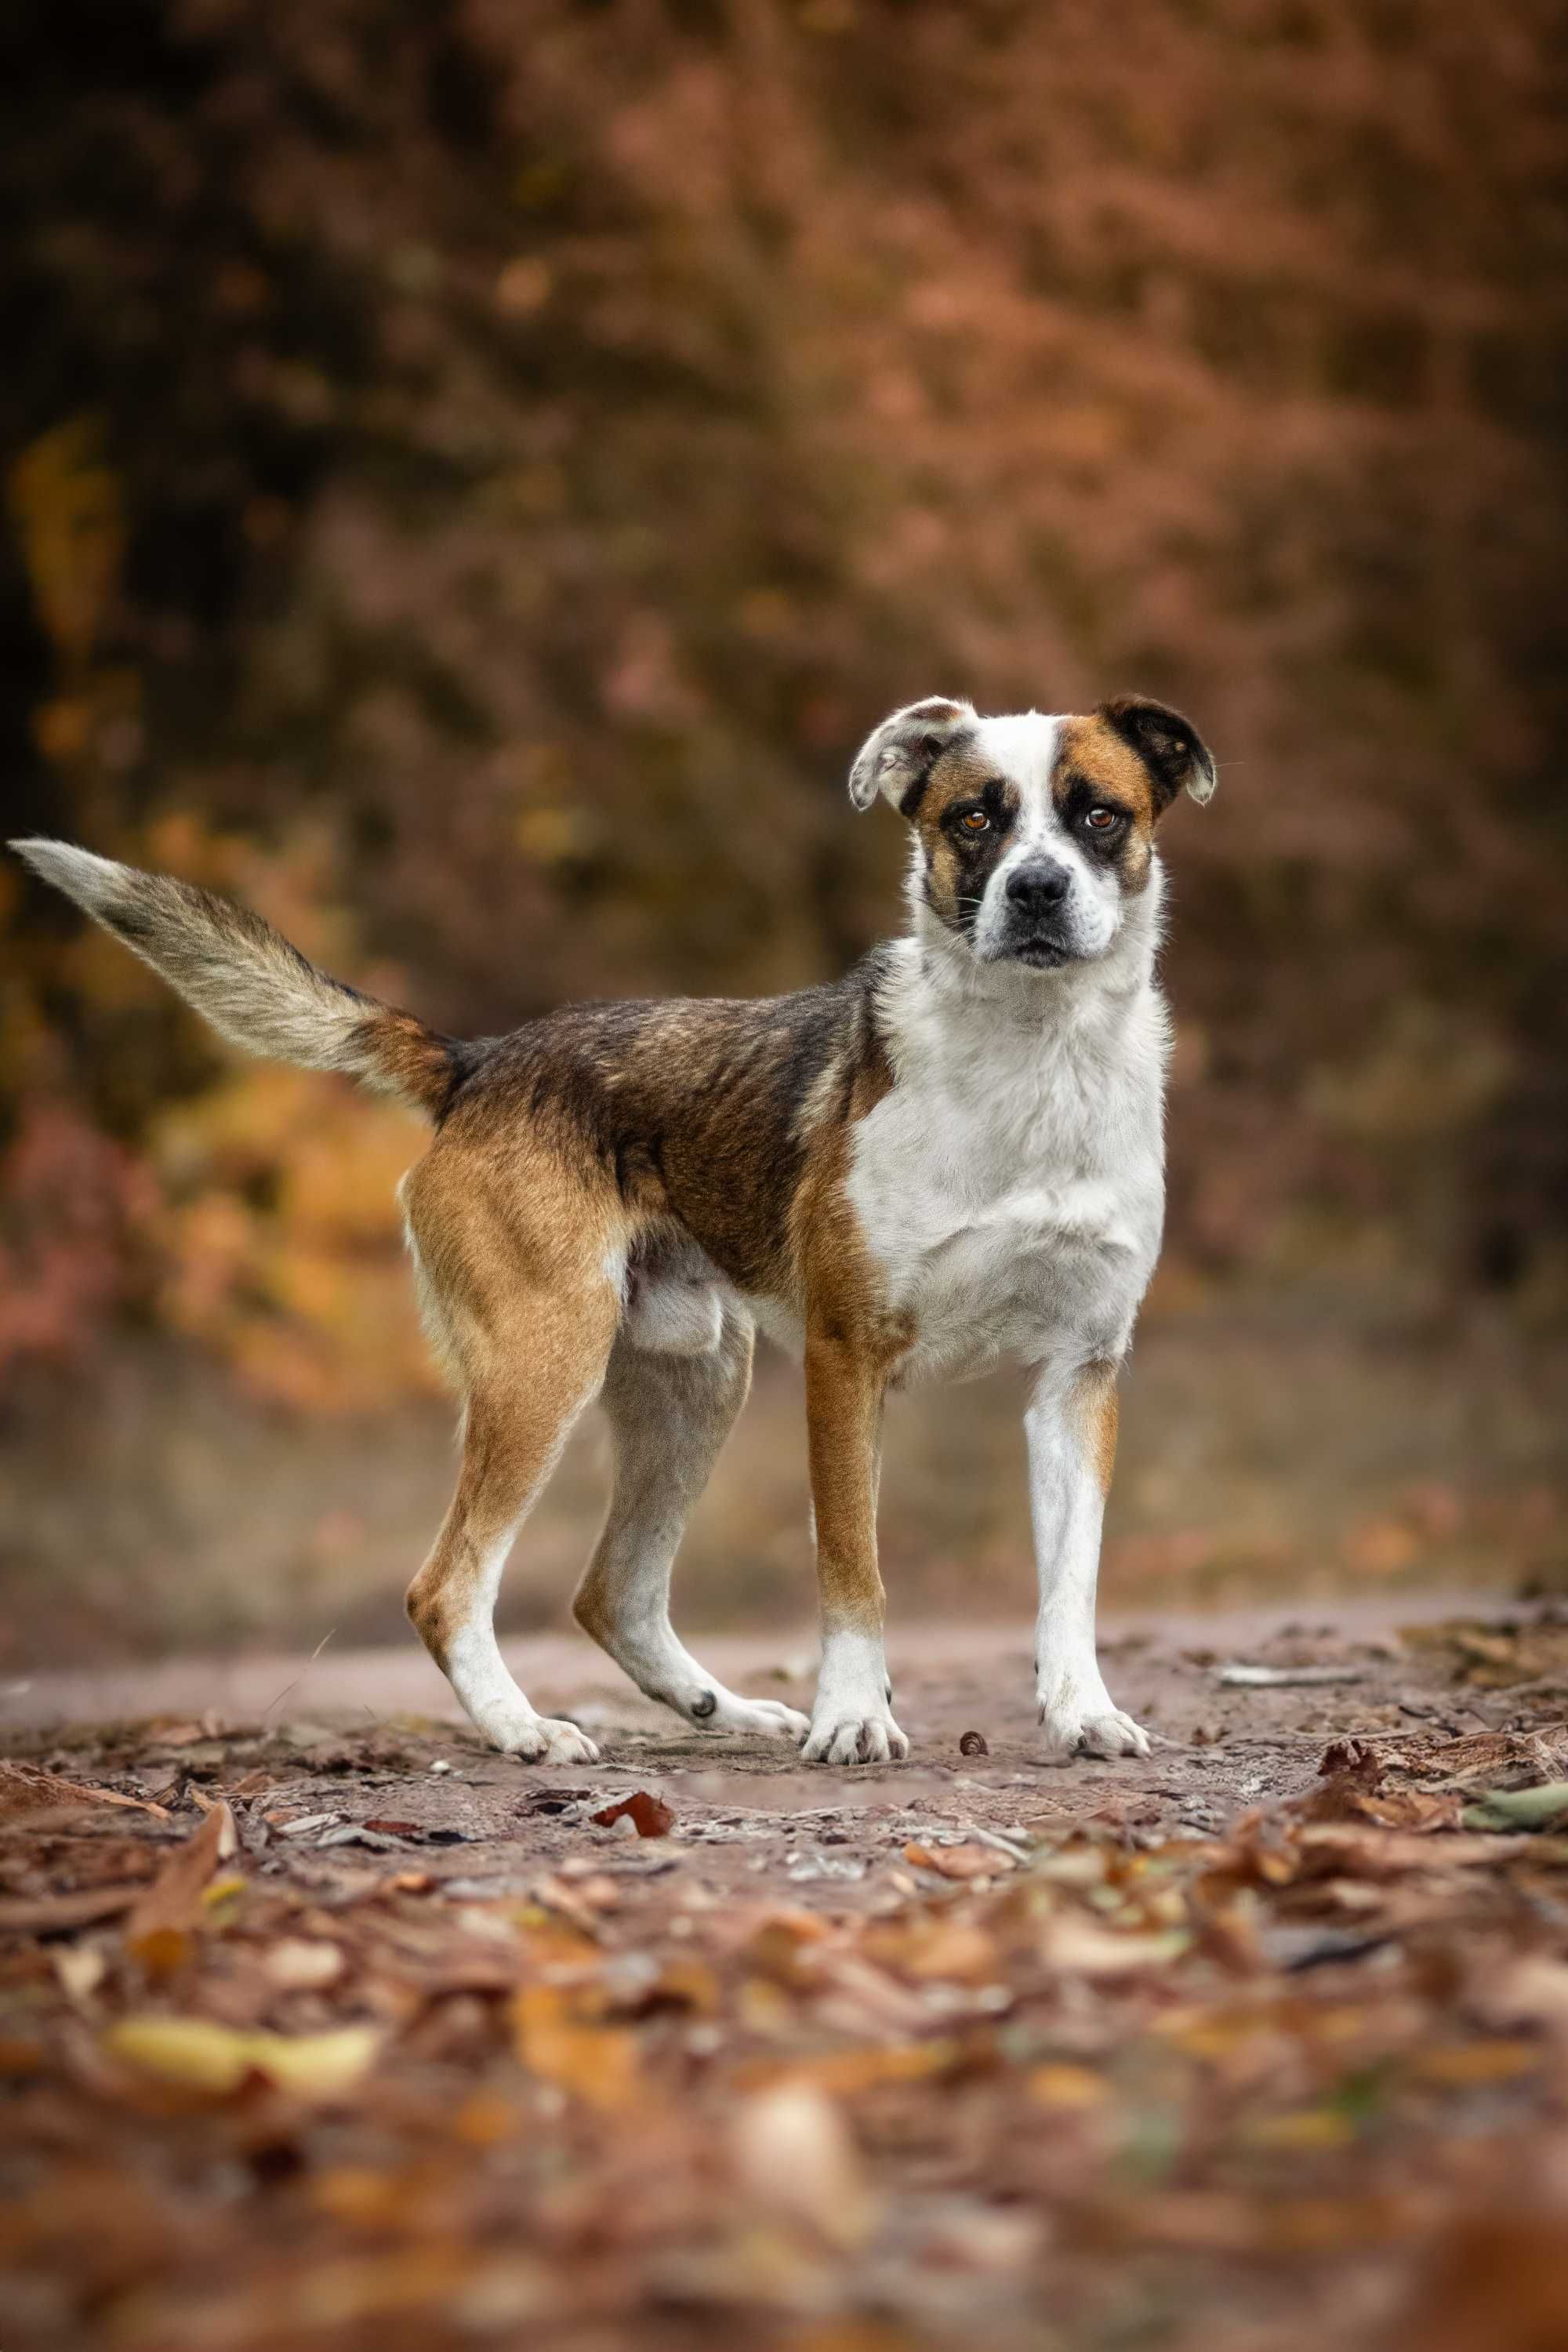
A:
[[503, 1714, 601, 1766], [1038, 1693, 1149, 1761], [704, 1695, 811, 1743], [802, 1708, 909, 1766]]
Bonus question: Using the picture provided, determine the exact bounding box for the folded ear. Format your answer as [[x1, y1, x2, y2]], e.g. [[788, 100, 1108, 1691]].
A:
[[848, 696, 976, 814], [1098, 695, 1217, 809]]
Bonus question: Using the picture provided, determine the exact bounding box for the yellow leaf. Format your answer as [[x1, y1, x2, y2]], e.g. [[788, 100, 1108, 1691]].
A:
[[106, 2017, 380, 2098], [252, 2027, 382, 2098]]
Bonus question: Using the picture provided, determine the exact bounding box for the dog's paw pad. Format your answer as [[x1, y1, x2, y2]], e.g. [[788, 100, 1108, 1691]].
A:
[[802, 1711, 909, 1766]]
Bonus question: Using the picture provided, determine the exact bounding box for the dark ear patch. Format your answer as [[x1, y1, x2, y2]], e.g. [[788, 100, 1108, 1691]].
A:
[[1097, 695, 1216, 810]]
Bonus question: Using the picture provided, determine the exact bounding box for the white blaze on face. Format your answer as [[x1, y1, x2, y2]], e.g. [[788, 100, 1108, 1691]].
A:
[[967, 712, 1122, 964]]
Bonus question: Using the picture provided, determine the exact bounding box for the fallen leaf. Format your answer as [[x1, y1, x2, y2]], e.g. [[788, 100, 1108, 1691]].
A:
[[903, 1842, 1009, 1881], [187, 1786, 240, 1849], [869, 1915, 999, 1984], [1402, 1617, 1568, 1689], [731, 2082, 877, 2250], [513, 1984, 641, 2111], [0, 1760, 170, 1822], [1294, 1825, 1526, 1874], [590, 1791, 675, 1838], [263, 1938, 347, 1991], [105, 2016, 380, 2098], [1462, 1784, 1568, 1832], [1299, 1752, 1462, 1834], [1039, 1916, 1190, 1976], [124, 1802, 234, 1972]]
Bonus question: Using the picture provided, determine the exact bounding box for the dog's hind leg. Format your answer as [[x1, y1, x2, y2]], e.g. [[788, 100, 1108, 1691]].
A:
[[401, 1155, 622, 1763], [573, 1309, 810, 1744]]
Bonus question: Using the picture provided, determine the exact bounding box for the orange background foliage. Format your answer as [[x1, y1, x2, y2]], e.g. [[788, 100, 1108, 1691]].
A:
[[0, 1, 1563, 1648]]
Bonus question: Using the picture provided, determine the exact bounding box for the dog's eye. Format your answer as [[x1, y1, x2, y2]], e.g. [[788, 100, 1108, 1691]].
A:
[[1085, 807, 1121, 833], [958, 808, 990, 833]]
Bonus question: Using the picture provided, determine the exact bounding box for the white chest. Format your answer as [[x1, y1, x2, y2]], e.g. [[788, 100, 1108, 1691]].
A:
[[845, 977, 1167, 1385]]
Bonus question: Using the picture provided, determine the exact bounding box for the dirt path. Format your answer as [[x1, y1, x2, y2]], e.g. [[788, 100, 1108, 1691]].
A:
[[5, 1596, 1568, 2352], [2, 1594, 1544, 1889]]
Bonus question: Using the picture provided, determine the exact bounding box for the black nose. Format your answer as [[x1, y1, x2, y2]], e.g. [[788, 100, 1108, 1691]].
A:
[[1006, 859, 1071, 914]]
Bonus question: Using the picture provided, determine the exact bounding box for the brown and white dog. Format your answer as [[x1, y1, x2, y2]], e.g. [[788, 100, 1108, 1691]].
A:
[[13, 692, 1214, 1766]]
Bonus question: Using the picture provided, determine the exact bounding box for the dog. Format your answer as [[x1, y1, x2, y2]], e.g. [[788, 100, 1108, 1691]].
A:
[[13, 690, 1214, 1766]]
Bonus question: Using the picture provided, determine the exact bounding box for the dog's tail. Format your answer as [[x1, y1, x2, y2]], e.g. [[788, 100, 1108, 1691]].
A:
[[10, 838, 461, 1120]]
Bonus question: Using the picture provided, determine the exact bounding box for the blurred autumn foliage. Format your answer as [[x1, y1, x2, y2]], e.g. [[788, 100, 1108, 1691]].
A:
[[2, 0, 1566, 1417]]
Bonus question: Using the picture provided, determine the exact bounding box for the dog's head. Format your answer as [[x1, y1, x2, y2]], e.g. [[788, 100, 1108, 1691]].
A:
[[848, 695, 1214, 971]]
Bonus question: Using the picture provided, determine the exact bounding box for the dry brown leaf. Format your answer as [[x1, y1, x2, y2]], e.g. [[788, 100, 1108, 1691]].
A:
[[1294, 1824, 1527, 1875], [124, 1801, 235, 1973], [866, 1914, 999, 1984], [1039, 1916, 1190, 1976], [1300, 1769, 1463, 1834], [903, 1842, 1009, 1881], [0, 1759, 170, 1822], [1399, 1617, 1568, 1690], [187, 1785, 240, 1847], [590, 1791, 675, 1838]]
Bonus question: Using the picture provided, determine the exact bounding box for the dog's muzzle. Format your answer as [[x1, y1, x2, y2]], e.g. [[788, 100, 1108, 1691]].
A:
[[996, 858, 1077, 968]]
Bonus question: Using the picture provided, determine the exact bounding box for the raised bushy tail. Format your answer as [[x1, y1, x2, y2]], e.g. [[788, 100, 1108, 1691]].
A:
[[10, 839, 459, 1120]]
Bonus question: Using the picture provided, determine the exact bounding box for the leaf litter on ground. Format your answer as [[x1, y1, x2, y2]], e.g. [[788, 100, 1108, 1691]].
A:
[[7, 1619, 1568, 2349]]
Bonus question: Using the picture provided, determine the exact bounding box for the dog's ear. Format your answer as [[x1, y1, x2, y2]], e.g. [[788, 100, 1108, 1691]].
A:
[[1098, 695, 1217, 810], [848, 696, 975, 815]]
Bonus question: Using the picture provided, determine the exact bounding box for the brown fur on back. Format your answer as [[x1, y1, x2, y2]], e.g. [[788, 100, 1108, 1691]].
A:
[[437, 946, 898, 1305]]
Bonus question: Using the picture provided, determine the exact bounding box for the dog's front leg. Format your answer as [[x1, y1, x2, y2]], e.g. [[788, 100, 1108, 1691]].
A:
[[1027, 1359, 1149, 1760], [800, 1329, 909, 1764]]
